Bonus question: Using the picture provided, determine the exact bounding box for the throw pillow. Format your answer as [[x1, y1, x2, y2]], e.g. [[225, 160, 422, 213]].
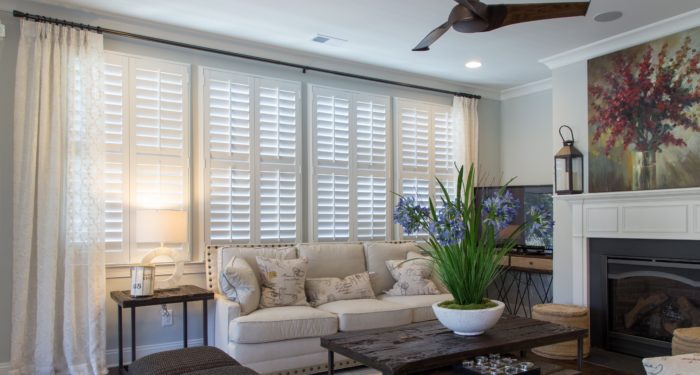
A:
[[642, 352, 700, 375], [219, 256, 260, 315], [305, 272, 375, 307], [385, 259, 441, 296], [257, 256, 310, 308], [407, 251, 449, 293]]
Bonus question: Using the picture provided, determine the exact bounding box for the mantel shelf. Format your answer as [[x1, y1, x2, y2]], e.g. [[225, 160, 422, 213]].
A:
[[553, 187, 700, 202]]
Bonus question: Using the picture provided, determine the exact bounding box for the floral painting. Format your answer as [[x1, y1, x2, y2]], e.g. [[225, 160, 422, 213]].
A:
[[588, 27, 700, 192]]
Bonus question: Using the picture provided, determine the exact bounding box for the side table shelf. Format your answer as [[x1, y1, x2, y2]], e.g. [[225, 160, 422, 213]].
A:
[[110, 285, 214, 374]]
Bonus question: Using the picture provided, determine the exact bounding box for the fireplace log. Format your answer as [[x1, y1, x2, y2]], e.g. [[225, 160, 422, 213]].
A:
[[624, 293, 669, 329]]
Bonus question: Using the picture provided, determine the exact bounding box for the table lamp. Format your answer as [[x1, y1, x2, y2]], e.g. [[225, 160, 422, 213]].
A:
[[131, 209, 188, 295]]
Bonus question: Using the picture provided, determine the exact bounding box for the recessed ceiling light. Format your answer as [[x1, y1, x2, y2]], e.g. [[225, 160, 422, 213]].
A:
[[465, 61, 482, 69], [594, 11, 623, 23]]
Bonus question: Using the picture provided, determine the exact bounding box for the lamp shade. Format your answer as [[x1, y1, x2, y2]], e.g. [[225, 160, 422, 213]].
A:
[[136, 210, 188, 244]]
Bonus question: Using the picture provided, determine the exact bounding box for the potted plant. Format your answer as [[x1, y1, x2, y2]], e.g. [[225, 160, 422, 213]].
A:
[[393, 164, 524, 336]]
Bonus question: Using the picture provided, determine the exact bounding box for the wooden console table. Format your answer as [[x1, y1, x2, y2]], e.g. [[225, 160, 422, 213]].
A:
[[490, 253, 553, 317], [110, 285, 214, 374]]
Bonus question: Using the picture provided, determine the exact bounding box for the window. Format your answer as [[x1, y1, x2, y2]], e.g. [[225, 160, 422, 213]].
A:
[[104, 52, 191, 264], [311, 86, 390, 242], [203, 68, 302, 244], [395, 98, 456, 238]]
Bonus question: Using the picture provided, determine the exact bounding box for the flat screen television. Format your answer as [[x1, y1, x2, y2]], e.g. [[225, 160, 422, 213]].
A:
[[475, 185, 554, 253]]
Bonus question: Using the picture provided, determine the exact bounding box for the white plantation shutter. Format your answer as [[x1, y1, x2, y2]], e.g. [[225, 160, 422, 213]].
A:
[[396, 98, 455, 238], [203, 68, 301, 244], [311, 86, 390, 241], [103, 52, 191, 264], [104, 53, 129, 264]]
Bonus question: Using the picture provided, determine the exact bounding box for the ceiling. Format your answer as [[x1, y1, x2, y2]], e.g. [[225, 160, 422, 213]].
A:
[[26, 0, 700, 90]]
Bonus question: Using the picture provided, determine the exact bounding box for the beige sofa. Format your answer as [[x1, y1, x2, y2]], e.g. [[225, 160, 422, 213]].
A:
[[205, 241, 451, 375]]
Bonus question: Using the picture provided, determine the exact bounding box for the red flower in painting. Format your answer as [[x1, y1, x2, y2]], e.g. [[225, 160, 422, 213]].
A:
[[590, 36, 700, 156]]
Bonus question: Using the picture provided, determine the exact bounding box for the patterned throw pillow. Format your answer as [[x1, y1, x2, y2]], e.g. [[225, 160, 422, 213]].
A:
[[305, 272, 375, 307], [385, 259, 441, 296], [257, 256, 310, 308], [219, 256, 260, 315], [643, 352, 700, 375], [407, 251, 449, 293]]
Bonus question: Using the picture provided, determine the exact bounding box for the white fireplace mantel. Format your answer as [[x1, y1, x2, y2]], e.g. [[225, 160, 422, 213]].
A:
[[553, 187, 700, 306]]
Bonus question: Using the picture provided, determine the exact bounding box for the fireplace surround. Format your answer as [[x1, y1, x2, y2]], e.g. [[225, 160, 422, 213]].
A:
[[589, 238, 700, 358]]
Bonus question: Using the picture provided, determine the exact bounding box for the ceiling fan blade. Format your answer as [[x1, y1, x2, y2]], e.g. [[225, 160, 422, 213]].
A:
[[491, 2, 590, 29], [412, 22, 451, 51]]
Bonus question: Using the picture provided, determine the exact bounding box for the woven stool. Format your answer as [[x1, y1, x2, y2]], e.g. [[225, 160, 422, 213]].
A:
[[531, 304, 590, 360], [673, 327, 700, 355]]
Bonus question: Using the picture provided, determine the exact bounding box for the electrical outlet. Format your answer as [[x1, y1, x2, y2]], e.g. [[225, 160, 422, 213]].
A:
[[161, 308, 173, 326]]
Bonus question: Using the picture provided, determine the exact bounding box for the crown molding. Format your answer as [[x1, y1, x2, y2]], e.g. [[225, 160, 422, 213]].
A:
[[500, 78, 552, 100], [540, 8, 700, 70]]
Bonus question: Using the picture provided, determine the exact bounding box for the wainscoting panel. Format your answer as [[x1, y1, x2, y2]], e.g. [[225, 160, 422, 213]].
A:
[[586, 207, 618, 233]]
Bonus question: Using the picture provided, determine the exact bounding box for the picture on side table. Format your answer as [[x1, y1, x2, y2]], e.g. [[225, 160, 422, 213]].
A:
[[588, 26, 700, 193]]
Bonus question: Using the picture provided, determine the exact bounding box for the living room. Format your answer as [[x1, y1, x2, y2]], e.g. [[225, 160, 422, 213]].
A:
[[1, 1, 699, 374]]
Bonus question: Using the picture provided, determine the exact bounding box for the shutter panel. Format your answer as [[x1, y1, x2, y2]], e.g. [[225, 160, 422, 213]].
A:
[[259, 171, 297, 241], [356, 175, 387, 240], [208, 162, 251, 242], [131, 58, 188, 157], [315, 92, 351, 168], [104, 53, 129, 264], [400, 107, 430, 172], [396, 99, 455, 239], [258, 80, 298, 164], [206, 72, 252, 160], [355, 98, 387, 170], [316, 173, 350, 241]]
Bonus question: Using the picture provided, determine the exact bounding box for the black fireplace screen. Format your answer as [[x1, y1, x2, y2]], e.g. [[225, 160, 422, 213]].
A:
[[609, 274, 700, 342]]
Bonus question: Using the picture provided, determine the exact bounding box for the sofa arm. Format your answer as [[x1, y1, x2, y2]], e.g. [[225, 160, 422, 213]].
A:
[[214, 294, 241, 351]]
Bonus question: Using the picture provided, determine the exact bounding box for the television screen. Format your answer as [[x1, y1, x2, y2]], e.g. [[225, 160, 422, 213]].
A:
[[475, 185, 554, 252]]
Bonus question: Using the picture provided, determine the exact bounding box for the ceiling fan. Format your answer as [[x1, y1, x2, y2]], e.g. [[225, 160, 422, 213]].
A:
[[413, 0, 590, 51]]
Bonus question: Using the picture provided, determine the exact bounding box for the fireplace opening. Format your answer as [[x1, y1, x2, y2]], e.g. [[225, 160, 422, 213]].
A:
[[589, 239, 700, 358]]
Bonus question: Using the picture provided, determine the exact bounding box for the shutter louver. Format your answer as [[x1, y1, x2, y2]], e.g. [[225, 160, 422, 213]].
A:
[[209, 163, 251, 242], [260, 171, 297, 241], [315, 93, 350, 167], [258, 81, 297, 163], [434, 110, 453, 175], [207, 75, 251, 160], [357, 175, 387, 240], [400, 107, 430, 171]]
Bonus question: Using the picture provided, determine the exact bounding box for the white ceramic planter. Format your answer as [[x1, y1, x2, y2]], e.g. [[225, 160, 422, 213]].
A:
[[432, 300, 505, 336]]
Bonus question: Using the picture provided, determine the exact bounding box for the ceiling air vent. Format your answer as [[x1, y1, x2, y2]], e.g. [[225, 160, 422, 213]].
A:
[[311, 34, 347, 47]]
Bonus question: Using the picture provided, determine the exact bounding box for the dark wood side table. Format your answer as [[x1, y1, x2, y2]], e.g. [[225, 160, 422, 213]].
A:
[[110, 285, 214, 374]]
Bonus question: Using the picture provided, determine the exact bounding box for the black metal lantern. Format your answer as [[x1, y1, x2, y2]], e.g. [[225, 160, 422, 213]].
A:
[[555, 125, 583, 195]]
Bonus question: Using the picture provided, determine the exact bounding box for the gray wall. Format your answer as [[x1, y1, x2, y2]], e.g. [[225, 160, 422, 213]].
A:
[[500, 90, 553, 185], [0, 7, 502, 366]]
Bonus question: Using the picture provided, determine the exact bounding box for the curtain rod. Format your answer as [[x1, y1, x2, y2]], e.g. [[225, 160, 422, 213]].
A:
[[12, 10, 481, 99]]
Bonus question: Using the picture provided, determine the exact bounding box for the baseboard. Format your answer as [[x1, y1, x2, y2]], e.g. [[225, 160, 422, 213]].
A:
[[0, 362, 9, 375], [106, 338, 204, 368]]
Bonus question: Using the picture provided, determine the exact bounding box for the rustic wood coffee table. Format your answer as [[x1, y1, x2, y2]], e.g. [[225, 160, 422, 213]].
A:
[[321, 315, 587, 375]]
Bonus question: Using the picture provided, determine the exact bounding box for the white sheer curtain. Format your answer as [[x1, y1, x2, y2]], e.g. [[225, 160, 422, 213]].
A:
[[12, 19, 106, 375], [451, 96, 479, 181]]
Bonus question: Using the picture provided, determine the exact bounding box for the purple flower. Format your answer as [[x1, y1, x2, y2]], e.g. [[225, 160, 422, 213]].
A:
[[429, 205, 465, 246], [393, 196, 429, 234], [481, 190, 519, 232], [526, 204, 554, 242]]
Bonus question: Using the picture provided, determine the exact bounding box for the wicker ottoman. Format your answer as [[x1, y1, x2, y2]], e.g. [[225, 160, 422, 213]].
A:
[[531, 304, 590, 360], [673, 327, 700, 355], [128, 347, 257, 375]]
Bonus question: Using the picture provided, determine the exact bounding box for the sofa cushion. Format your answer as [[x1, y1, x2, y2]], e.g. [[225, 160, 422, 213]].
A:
[[298, 243, 366, 278], [378, 293, 453, 322], [385, 259, 441, 296], [230, 306, 337, 344], [257, 257, 309, 308], [306, 272, 375, 307], [220, 256, 260, 315], [364, 242, 421, 294], [407, 251, 449, 293], [316, 299, 412, 331]]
